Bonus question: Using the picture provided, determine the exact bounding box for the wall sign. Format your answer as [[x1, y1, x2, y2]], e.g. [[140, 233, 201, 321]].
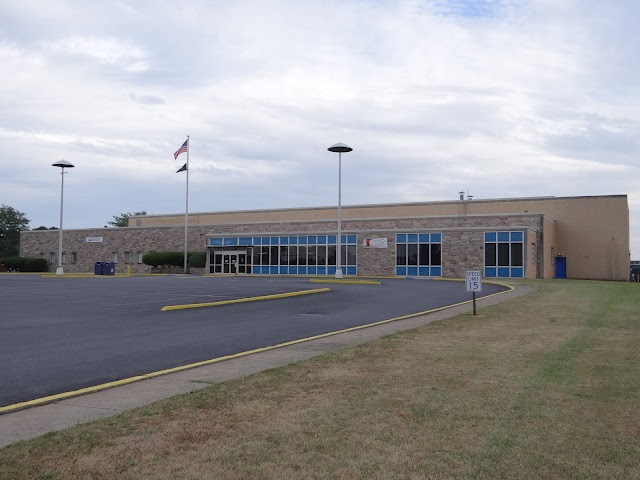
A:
[[362, 238, 388, 249], [85, 237, 104, 243]]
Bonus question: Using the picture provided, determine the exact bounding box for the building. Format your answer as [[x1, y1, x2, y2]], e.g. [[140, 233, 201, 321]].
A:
[[20, 194, 630, 280]]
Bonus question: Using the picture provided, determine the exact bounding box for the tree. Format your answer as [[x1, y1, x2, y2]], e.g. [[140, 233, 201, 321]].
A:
[[33, 226, 58, 230], [0, 205, 30, 257], [107, 211, 147, 227]]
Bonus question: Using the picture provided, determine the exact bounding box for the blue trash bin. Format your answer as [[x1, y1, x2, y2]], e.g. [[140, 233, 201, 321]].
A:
[[94, 262, 103, 275], [101, 262, 115, 276]]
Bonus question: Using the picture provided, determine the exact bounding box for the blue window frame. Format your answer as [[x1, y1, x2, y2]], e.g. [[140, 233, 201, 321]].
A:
[[395, 233, 442, 277], [511, 231, 523, 242], [485, 267, 497, 278], [484, 231, 524, 278], [209, 233, 358, 276]]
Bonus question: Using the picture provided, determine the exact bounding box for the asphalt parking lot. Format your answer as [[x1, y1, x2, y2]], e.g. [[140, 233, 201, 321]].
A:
[[0, 275, 509, 408]]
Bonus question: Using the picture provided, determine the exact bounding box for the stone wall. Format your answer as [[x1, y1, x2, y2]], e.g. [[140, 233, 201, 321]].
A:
[[20, 214, 543, 277], [19, 227, 210, 274]]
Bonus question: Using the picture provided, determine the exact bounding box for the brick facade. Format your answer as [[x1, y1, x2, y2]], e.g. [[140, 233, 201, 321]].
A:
[[20, 214, 544, 278]]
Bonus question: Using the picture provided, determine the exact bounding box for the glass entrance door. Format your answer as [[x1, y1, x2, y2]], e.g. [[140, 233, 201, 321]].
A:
[[238, 253, 248, 273], [209, 250, 251, 274], [222, 254, 231, 273], [222, 254, 238, 274]]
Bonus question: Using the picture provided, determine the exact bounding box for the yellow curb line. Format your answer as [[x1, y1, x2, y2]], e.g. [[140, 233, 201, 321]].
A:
[[309, 278, 380, 285], [41, 267, 155, 278], [40, 274, 131, 278], [131, 273, 173, 276], [0, 282, 515, 415], [161, 288, 331, 311], [0, 272, 44, 275]]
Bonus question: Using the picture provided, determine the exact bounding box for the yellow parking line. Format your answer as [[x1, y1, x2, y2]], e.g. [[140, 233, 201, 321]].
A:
[[40, 274, 131, 278], [161, 287, 331, 311], [309, 278, 380, 285]]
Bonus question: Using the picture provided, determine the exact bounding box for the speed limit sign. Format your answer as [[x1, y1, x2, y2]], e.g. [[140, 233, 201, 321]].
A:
[[465, 270, 482, 292]]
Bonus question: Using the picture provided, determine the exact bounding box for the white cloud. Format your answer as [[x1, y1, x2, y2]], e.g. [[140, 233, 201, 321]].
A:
[[45, 35, 150, 72], [0, 0, 638, 256]]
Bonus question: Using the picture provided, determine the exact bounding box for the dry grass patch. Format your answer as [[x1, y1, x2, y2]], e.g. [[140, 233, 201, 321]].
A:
[[1, 280, 639, 479]]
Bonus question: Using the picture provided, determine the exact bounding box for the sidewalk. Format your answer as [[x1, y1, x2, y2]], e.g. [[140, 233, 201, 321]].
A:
[[0, 283, 532, 448]]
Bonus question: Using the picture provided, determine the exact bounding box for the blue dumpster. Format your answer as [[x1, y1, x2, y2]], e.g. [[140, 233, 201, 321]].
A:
[[94, 262, 103, 275], [101, 262, 115, 276]]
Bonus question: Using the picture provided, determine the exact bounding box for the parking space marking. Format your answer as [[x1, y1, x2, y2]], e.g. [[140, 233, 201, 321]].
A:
[[160, 287, 331, 311]]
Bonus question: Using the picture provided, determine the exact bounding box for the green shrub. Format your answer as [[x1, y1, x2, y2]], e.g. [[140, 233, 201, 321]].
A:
[[1, 256, 48, 272], [142, 251, 185, 268], [23, 257, 48, 272], [2, 256, 25, 271], [188, 251, 206, 268]]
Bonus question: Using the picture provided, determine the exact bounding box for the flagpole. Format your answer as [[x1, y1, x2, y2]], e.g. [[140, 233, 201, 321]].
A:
[[184, 135, 189, 274]]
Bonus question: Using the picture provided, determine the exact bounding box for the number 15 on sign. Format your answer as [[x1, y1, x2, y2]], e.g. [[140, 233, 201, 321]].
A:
[[466, 270, 482, 292]]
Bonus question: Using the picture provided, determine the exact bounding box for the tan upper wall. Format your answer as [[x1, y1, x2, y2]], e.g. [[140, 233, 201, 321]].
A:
[[126, 195, 629, 280], [129, 195, 625, 226], [542, 216, 557, 279]]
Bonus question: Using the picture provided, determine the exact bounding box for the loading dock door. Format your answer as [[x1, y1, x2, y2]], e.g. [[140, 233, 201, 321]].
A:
[[555, 256, 566, 279]]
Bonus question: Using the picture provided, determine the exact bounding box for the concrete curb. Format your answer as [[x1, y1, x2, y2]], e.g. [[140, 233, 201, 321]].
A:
[[0, 283, 533, 448]]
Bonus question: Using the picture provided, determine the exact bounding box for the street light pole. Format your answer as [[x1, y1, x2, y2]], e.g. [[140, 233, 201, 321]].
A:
[[52, 160, 75, 276], [327, 142, 353, 279]]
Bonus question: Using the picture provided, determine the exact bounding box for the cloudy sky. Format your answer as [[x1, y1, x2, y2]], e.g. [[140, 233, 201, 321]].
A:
[[1, 0, 638, 256]]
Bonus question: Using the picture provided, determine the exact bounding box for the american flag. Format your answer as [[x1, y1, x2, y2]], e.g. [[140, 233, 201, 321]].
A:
[[173, 139, 188, 159]]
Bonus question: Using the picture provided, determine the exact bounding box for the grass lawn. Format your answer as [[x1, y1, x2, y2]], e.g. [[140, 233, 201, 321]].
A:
[[1, 279, 639, 479]]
